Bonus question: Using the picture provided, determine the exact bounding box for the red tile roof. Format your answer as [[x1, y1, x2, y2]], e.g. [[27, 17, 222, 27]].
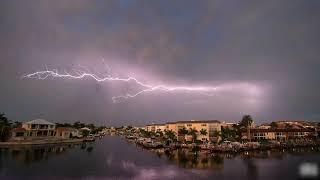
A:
[[11, 127, 27, 132]]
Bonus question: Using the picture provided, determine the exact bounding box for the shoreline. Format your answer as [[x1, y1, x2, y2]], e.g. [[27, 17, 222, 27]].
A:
[[0, 138, 84, 148], [125, 136, 320, 155]]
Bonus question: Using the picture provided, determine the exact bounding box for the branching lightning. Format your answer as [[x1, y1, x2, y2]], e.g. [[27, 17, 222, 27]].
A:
[[23, 67, 260, 103]]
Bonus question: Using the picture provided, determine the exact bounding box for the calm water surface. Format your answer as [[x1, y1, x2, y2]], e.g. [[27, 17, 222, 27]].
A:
[[1, 135, 319, 180]]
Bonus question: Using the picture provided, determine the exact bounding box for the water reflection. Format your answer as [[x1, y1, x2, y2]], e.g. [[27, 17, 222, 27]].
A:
[[0, 143, 94, 166], [0, 137, 319, 179], [154, 149, 224, 170], [150, 146, 320, 171]]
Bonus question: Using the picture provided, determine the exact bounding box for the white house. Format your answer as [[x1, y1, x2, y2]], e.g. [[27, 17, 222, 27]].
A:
[[21, 119, 56, 139]]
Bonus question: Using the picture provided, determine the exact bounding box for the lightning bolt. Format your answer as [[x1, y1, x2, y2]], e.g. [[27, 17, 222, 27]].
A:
[[23, 68, 221, 103]]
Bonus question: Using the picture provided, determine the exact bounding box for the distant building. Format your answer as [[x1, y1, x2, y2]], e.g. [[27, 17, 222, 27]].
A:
[[154, 124, 166, 132], [257, 123, 271, 129], [179, 120, 221, 142], [145, 124, 155, 132], [241, 128, 315, 141], [221, 122, 237, 129], [164, 120, 222, 142], [135, 126, 146, 131]]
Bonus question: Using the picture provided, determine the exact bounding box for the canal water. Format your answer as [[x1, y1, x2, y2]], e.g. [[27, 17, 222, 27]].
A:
[[0, 135, 319, 180]]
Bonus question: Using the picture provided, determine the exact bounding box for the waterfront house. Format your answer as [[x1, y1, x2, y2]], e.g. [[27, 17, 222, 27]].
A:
[[55, 127, 74, 139], [10, 127, 28, 141], [21, 119, 56, 139]]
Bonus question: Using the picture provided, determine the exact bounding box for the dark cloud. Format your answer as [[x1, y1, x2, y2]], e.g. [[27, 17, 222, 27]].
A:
[[0, 0, 319, 125]]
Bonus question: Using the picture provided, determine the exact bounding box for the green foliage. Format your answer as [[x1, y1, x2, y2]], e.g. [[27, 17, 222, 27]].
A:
[[82, 130, 90, 137], [139, 129, 151, 138], [0, 113, 12, 141], [178, 127, 188, 135], [270, 122, 277, 128], [239, 115, 253, 128], [73, 121, 85, 129], [188, 128, 198, 142], [12, 121, 22, 128], [164, 130, 176, 141], [212, 130, 221, 137], [156, 130, 163, 137], [87, 123, 95, 130], [221, 127, 237, 141], [200, 129, 207, 136]]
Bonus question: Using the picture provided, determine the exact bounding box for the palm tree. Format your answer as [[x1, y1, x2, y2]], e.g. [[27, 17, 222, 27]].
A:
[[240, 115, 253, 142], [240, 115, 253, 128], [0, 113, 12, 141], [178, 127, 188, 136], [221, 127, 237, 141], [270, 122, 277, 129], [199, 129, 208, 143], [165, 130, 176, 141], [156, 130, 164, 137], [188, 128, 198, 143], [200, 129, 207, 136]]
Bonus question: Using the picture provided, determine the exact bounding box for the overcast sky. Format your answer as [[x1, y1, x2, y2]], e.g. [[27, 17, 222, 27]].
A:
[[1, 0, 319, 126]]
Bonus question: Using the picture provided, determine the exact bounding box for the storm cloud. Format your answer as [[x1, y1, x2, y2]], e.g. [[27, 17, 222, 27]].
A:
[[0, 0, 319, 125]]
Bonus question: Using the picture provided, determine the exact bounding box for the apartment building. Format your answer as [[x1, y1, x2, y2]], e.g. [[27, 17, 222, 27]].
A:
[[241, 128, 315, 141]]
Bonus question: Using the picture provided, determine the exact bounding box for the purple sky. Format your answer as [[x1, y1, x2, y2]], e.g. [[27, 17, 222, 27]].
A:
[[0, 0, 320, 126]]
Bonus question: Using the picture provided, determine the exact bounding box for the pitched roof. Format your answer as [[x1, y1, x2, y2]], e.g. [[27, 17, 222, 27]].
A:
[[80, 127, 91, 131], [12, 127, 27, 132], [24, 119, 55, 125]]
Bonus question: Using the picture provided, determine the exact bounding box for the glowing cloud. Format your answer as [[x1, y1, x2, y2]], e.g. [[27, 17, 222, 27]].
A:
[[23, 67, 262, 103]]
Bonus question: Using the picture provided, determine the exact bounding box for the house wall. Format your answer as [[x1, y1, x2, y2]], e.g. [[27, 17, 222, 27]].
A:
[[56, 130, 71, 139], [166, 123, 178, 135], [21, 122, 56, 139], [154, 125, 166, 132], [208, 123, 221, 142], [10, 131, 27, 141], [164, 121, 221, 142], [185, 122, 210, 141], [146, 125, 155, 132]]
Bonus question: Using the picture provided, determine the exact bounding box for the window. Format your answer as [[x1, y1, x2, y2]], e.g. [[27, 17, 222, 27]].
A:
[[29, 132, 33, 136], [187, 124, 192, 127], [201, 124, 207, 126]]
